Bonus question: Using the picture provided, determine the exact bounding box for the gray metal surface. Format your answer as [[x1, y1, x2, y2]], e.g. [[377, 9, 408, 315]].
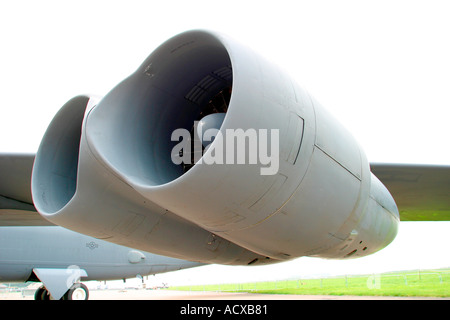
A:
[[371, 163, 450, 221], [0, 226, 203, 299]]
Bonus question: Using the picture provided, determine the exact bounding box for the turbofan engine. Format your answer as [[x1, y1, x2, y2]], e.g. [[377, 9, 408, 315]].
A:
[[32, 30, 399, 265]]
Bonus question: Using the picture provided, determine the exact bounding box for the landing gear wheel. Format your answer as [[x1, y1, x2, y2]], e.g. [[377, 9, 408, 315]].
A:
[[63, 283, 89, 300], [34, 285, 51, 300]]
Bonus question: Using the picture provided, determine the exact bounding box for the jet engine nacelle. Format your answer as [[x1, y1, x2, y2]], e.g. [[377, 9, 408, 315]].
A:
[[32, 30, 399, 264]]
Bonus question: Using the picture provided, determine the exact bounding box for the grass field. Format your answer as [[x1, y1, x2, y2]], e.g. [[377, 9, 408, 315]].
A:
[[169, 268, 450, 297]]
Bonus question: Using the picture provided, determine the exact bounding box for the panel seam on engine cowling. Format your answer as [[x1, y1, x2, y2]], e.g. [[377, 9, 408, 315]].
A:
[[314, 144, 362, 181]]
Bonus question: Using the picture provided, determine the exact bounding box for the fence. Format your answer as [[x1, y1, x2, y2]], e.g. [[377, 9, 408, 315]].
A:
[[169, 269, 450, 297]]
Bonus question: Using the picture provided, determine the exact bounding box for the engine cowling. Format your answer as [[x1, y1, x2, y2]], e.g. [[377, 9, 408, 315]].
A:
[[32, 30, 399, 264]]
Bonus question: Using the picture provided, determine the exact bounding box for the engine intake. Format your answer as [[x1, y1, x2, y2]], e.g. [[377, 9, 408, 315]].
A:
[[32, 96, 93, 213], [87, 32, 233, 186]]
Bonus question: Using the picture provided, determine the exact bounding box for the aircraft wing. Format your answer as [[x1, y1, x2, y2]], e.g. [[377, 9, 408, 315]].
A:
[[371, 163, 450, 221], [0, 153, 54, 226]]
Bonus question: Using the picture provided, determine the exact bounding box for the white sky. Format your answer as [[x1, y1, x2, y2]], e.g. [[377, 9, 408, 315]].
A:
[[0, 1, 448, 284]]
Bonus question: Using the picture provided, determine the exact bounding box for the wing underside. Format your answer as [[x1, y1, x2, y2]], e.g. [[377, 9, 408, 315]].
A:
[[0, 153, 54, 226], [371, 163, 450, 221]]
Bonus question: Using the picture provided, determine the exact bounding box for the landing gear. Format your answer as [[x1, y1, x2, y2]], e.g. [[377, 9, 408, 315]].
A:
[[63, 283, 89, 300], [34, 283, 89, 300], [34, 285, 51, 300]]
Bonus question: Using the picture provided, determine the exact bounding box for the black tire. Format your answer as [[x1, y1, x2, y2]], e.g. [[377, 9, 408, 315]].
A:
[[34, 285, 51, 300]]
